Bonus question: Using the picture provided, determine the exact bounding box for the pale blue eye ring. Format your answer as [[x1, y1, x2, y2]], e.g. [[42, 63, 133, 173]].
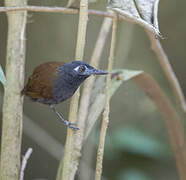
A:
[[74, 65, 86, 73]]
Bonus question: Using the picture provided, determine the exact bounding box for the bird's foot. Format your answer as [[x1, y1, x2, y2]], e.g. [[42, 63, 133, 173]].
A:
[[50, 105, 79, 130], [65, 121, 79, 130]]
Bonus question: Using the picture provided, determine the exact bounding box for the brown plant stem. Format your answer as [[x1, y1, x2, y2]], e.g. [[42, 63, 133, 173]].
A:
[[0, 0, 27, 180], [95, 13, 118, 180], [146, 31, 186, 114], [0, 6, 157, 35], [133, 73, 186, 180], [0, 6, 113, 17]]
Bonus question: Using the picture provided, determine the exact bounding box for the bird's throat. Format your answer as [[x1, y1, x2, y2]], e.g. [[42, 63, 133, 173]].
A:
[[52, 74, 87, 104]]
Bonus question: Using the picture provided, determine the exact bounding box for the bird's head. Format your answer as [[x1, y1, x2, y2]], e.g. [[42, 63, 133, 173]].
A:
[[58, 61, 107, 79]]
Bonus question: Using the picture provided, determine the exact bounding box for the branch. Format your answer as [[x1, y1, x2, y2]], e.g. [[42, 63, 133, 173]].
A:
[[145, 0, 186, 114], [146, 31, 186, 114], [0, 5, 112, 17], [20, 148, 33, 180], [95, 13, 118, 180], [0, 6, 128, 22], [0, 0, 27, 180], [0, 6, 158, 36], [0, 6, 78, 13], [57, 0, 89, 180]]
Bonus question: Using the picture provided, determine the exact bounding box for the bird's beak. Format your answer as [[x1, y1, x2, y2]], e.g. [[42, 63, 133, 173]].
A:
[[91, 69, 108, 75]]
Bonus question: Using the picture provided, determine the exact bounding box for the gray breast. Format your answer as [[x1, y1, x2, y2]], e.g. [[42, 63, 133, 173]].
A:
[[52, 74, 86, 104]]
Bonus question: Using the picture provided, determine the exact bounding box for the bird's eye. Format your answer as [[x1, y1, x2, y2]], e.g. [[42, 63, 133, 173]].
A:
[[78, 65, 86, 73]]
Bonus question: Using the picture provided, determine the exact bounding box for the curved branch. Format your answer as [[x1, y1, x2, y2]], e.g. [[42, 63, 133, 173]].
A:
[[133, 73, 186, 180], [146, 31, 186, 114]]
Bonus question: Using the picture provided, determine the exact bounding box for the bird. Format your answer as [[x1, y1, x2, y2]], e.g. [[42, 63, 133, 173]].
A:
[[22, 61, 108, 130]]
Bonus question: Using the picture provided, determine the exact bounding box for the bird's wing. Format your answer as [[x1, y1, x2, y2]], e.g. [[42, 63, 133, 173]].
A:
[[22, 62, 65, 100]]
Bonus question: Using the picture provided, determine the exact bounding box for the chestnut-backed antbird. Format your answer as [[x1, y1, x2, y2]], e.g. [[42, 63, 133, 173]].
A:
[[22, 61, 107, 130]]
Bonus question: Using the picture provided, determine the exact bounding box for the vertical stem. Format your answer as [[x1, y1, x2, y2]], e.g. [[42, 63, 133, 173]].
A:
[[78, 16, 113, 132], [0, 0, 27, 180], [78, 17, 112, 130], [95, 13, 118, 180], [74, 0, 88, 60], [78, 16, 112, 180], [57, 0, 88, 180]]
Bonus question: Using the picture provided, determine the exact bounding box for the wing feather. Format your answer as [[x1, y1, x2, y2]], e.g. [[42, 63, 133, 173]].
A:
[[22, 62, 65, 100]]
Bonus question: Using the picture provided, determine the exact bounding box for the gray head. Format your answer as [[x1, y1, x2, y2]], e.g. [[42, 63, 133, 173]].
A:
[[53, 61, 107, 104], [59, 61, 107, 78]]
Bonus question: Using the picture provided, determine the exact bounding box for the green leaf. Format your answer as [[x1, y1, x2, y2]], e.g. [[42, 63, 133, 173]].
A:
[[0, 65, 6, 86], [117, 168, 152, 180], [85, 69, 142, 140], [112, 127, 168, 158], [107, 0, 160, 36], [91, 127, 168, 160]]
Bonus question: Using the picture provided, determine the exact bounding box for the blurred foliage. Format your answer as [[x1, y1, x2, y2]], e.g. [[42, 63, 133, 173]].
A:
[[117, 168, 151, 180], [93, 127, 169, 159], [108, 127, 168, 159]]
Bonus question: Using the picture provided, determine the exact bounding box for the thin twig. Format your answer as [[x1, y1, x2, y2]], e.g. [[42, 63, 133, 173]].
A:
[[95, 13, 118, 180], [0, 5, 112, 17], [0, 6, 78, 13], [145, 0, 186, 113], [146, 31, 186, 114], [0, 5, 154, 29], [0, 6, 159, 36], [20, 148, 33, 180]]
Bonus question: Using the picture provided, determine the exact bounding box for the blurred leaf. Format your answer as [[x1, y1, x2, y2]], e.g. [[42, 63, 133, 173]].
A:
[[112, 127, 168, 158], [107, 0, 160, 36], [117, 168, 152, 180], [91, 127, 168, 160], [0, 65, 6, 86], [85, 69, 142, 140]]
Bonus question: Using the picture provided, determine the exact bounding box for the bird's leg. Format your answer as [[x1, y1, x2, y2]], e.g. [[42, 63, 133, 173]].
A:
[[50, 105, 79, 130]]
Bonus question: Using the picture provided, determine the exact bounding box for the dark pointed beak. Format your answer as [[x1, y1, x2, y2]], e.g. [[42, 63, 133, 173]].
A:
[[91, 69, 108, 75]]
